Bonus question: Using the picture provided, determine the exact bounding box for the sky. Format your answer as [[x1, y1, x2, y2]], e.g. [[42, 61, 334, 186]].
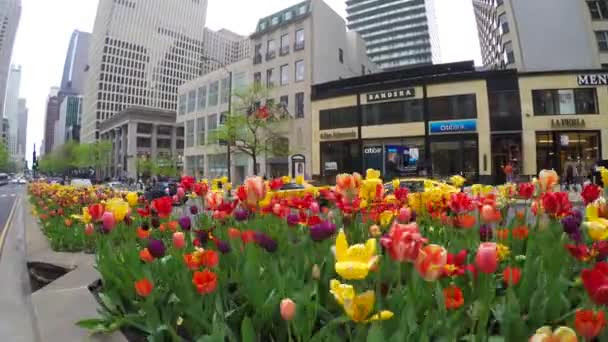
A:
[[12, 0, 481, 166]]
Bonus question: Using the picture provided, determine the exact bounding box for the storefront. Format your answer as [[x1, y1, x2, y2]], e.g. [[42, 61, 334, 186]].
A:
[[536, 130, 601, 179]]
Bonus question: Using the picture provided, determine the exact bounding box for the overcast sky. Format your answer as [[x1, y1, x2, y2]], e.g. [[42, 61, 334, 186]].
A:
[[13, 0, 480, 165]]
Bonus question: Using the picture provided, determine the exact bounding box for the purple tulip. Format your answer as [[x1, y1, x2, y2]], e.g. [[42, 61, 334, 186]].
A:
[[215, 239, 232, 254], [234, 208, 249, 222], [178, 216, 191, 231], [254, 232, 278, 253], [190, 205, 199, 215], [562, 210, 582, 243], [309, 221, 336, 242], [151, 217, 160, 229], [148, 239, 165, 258], [197, 229, 209, 246], [286, 213, 299, 227], [479, 224, 493, 241]]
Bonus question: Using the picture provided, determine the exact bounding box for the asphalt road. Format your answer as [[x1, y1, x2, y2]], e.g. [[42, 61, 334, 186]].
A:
[[0, 184, 23, 235]]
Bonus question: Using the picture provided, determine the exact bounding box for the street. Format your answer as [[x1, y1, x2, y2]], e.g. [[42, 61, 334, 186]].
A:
[[0, 183, 23, 239]]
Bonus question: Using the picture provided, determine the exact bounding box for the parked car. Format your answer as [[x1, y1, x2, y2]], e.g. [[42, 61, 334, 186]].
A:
[[70, 179, 93, 188], [384, 177, 459, 194]]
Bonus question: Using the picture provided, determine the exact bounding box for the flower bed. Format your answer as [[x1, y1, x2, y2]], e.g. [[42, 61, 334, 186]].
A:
[[27, 169, 608, 341]]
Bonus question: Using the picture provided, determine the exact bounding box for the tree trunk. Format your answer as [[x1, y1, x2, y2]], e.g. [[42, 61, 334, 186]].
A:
[[252, 153, 258, 176]]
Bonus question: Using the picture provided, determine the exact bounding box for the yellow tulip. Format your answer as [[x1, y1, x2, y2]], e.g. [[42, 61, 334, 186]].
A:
[[105, 198, 129, 222], [450, 175, 466, 188], [600, 167, 608, 188], [471, 184, 493, 196], [529, 326, 577, 342], [585, 202, 608, 241], [392, 179, 400, 190], [220, 176, 228, 184], [126, 192, 138, 207], [334, 229, 378, 280], [282, 176, 291, 184], [379, 210, 394, 226], [497, 243, 510, 261], [329, 279, 394, 323], [72, 207, 92, 224], [295, 175, 304, 185]]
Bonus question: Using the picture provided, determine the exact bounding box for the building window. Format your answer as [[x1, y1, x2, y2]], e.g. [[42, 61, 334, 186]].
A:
[[298, 4, 307, 15], [187, 89, 196, 113], [363, 100, 423, 126], [489, 90, 522, 131], [320, 106, 358, 129], [137, 137, 151, 148], [295, 92, 304, 118], [266, 39, 276, 60], [280, 95, 289, 112], [137, 123, 153, 134], [254, 43, 262, 64], [197, 117, 205, 145], [338, 48, 344, 64], [532, 89, 598, 115], [503, 41, 514, 64], [498, 13, 509, 34], [588, 0, 608, 20], [266, 68, 275, 88], [197, 86, 206, 110], [178, 94, 186, 115], [254, 72, 262, 86], [208, 114, 218, 144], [208, 81, 219, 106], [295, 60, 304, 82], [596, 31, 608, 51], [280, 64, 289, 85], [428, 94, 477, 121], [157, 125, 172, 135], [280, 34, 290, 56], [221, 77, 230, 104], [295, 29, 305, 50], [186, 120, 195, 147]]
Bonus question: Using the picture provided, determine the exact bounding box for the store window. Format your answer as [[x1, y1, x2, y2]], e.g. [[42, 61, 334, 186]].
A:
[[428, 94, 477, 121], [536, 131, 600, 177], [321, 140, 361, 177], [363, 99, 423, 126], [320, 106, 358, 129], [532, 89, 597, 115], [489, 90, 521, 131], [430, 135, 478, 181]]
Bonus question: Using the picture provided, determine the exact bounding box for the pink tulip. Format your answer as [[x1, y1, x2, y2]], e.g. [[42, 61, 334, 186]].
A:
[[310, 202, 320, 214], [398, 207, 412, 223], [172, 195, 179, 203], [280, 298, 296, 321], [172, 232, 185, 249], [177, 187, 185, 198], [85, 223, 94, 236], [102, 211, 116, 232], [475, 242, 498, 274]]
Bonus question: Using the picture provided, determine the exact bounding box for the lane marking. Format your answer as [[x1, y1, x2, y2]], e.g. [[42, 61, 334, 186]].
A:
[[0, 195, 20, 260]]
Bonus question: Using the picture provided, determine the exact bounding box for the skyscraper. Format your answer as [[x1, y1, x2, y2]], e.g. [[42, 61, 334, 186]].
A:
[[345, 0, 440, 69], [4, 64, 19, 156], [202, 28, 250, 75], [0, 0, 20, 119], [81, 0, 210, 143], [59, 30, 91, 96], [473, 0, 601, 71], [16, 97, 26, 162], [43, 87, 60, 155]]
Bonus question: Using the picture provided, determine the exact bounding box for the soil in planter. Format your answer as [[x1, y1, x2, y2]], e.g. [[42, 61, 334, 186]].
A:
[[27, 262, 70, 292]]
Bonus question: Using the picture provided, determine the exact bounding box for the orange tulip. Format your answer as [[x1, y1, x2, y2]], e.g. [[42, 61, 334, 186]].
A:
[[415, 244, 447, 281], [134, 278, 153, 297], [137, 227, 150, 239], [139, 248, 154, 263]]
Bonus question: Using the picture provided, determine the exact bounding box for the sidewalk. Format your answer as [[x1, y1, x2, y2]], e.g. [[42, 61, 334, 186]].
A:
[[27, 202, 126, 341]]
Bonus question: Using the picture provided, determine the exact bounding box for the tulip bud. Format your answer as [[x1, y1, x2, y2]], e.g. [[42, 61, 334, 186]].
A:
[[173, 232, 186, 249], [85, 223, 94, 236], [102, 211, 116, 233], [280, 298, 296, 321], [312, 264, 321, 280]]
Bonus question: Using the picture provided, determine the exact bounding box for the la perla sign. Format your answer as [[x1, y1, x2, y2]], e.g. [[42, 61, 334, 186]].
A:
[[578, 74, 608, 86]]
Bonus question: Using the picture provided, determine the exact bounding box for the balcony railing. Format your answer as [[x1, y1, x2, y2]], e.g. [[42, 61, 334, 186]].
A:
[[294, 42, 305, 51], [280, 46, 290, 56]]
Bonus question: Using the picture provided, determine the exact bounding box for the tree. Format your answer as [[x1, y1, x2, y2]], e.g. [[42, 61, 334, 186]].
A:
[[212, 84, 292, 176], [0, 142, 9, 172]]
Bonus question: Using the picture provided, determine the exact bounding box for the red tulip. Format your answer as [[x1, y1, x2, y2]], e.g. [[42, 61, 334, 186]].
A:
[[415, 244, 447, 281], [475, 242, 498, 274], [518, 182, 535, 199], [443, 250, 468, 277], [582, 184, 602, 205], [541, 191, 572, 217], [480, 205, 501, 223], [152, 196, 173, 218], [582, 262, 608, 305], [192, 269, 217, 295], [180, 176, 195, 191], [88, 204, 105, 221], [134, 278, 153, 297], [574, 309, 606, 340], [380, 221, 428, 263], [449, 192, 473, 214], [443, 285, 464, 310], [502, 266, 522, 286]]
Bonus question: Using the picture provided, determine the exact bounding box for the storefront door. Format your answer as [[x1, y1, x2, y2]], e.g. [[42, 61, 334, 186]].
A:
[[536, 131, 601, 180], [430, 135, 478, 181], [491, 134, 522, 184]]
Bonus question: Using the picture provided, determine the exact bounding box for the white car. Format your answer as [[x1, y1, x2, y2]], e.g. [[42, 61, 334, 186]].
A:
[[17, 178, 26, 184], [70, 179, 93, 188]]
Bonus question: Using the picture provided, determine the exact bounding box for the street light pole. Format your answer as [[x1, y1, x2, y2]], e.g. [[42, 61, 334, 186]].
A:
[[201, 56, 232, 182]]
